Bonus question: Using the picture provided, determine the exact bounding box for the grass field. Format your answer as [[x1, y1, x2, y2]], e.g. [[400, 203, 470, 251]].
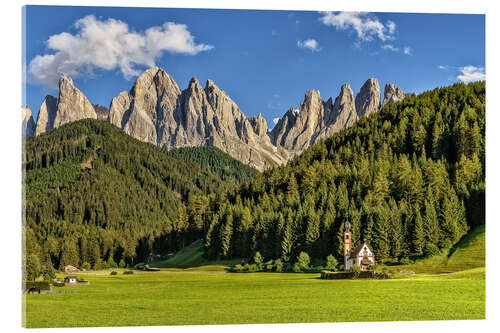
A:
[[150, 240, 240, 270], [24, 267, 485, 328], [386, 225, 485, 274], [24, 226, 485, 328]]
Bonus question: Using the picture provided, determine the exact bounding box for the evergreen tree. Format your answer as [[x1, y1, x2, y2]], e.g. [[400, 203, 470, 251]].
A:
[[412, 209, 425, 254]]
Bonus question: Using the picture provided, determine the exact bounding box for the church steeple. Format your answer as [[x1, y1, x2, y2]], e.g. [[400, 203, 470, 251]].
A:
[[344, 219, 352, 269]]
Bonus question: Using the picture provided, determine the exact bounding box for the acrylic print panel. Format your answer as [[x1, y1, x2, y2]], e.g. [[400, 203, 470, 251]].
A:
[[22, 4, 485, 328]]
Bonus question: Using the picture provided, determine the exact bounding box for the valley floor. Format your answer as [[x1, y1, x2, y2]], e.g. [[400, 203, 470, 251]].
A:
[[24, 267, 485, 328]]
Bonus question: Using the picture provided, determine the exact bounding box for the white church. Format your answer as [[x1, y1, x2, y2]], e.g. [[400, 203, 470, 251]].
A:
[[343, 220, 375, 271]]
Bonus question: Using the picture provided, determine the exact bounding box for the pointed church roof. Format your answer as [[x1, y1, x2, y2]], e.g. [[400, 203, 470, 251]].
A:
[[351, 242, 374, 256]]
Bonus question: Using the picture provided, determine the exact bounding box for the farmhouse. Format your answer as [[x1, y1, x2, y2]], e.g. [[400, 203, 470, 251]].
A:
[[343, 221, 375, 271], [64, 276, 78, 284]]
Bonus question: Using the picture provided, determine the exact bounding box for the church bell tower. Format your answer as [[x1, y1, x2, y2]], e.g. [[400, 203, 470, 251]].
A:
[[344, 220, 351, 269]]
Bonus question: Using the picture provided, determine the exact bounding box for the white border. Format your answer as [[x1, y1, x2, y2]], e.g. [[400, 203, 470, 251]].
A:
[[1, 1, 498, 333]]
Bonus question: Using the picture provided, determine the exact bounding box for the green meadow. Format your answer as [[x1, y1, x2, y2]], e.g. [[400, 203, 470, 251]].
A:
[[24, 226, 485, 328]]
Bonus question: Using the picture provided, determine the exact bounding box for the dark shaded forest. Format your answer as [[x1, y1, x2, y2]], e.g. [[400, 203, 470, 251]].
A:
[[23, 119, 256, 271], [202, 82, 485, 265]]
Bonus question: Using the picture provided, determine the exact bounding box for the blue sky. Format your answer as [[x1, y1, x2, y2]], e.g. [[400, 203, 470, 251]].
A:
[[23, 6, 485, 127]]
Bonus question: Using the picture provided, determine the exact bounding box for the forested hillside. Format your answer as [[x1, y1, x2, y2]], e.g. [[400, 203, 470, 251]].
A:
[[203, 82, 485, 264], [23, 119, 256, 271]]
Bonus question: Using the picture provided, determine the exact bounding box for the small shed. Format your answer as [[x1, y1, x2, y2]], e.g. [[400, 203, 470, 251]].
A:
[[64, 276, 78, 284]]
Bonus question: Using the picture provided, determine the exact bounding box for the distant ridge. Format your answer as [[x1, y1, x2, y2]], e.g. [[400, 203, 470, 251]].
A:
[[24, 67, 411, 170]]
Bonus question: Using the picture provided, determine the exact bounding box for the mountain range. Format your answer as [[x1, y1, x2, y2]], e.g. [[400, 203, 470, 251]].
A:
[[22, 67, 411, 171]]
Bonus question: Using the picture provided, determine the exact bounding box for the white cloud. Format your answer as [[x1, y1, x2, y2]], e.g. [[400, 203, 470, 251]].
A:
[[403, 47, 413, 55], [457, 66, 485, 83], [438, 65, 447, 70], [273, 117, 280, 125], [28, 15, 214, 87], [381, 44, 399, 52], [297, 39, 321, 52], [319, 12, 396, 42], [386, 20, 396, 35]]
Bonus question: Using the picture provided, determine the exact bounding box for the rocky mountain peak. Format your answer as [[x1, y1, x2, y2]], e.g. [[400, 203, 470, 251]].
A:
[[28, 68, 406, 172], [355, 78, 381, 118], [248, 113, 268, 137], [382, 83, 405, 106], [332, 83, 356, 113], [22, 105, 36, 138], [53, 75, 97, 129], [302, 89, 322, 109], [35, 95, 57, 136]]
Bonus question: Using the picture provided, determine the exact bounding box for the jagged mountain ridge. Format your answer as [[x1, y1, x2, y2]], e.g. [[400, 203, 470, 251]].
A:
[[25, 67, 411, 170]]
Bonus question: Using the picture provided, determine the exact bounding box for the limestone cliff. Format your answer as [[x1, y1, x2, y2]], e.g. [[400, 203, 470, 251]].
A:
[[35, 76, 96, 135], [355, 78, 381, 118], [109, 67, 287, 171], [22, 105, 36, 138], [382, 83, 406, 106]]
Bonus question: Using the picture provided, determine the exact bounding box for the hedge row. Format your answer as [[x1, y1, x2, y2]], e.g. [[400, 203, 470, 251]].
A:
[[320, 271, 391, 279], [24, 281, 51, 290]]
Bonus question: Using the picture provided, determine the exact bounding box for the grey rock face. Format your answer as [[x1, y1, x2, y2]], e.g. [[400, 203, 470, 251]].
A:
[[270, 107, 299, 147], [22, 105, 36, 138], [93, 105, 109, 121], [270, 89, 326, 152], [382, 83, 406, 106], [355, 78, 381, 118], [35, 95, 57, 136], [314, 83, 358, 144], [35, 76, 96, 135], [53, 76, 97, 128], [271, 84, 358, 153], [110, 67, 287, 171]]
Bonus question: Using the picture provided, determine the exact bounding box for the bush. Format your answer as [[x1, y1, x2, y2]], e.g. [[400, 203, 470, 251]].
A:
[[41, 262, 56, 281], [400, 257, 411, 265], [119, 259, 126, 268], [254, 251, 264, 270], [311, 265, 324, 272], [351, 264, 361, 278], [423, 243, 440, 258], [110, 271, 118, 275], [123, 270, 134, 275], [265, 264, 274, 271], [233, 264, 244, 272], [293, 262, 302, 273], [325, 254, 338, 271], [297, 252, 310, 271], [24, 281, 51, 291], [81, 262, 91, 271], [440, 239, 453, 250], [93, 259, 105, 270], [107, 257, 118, 269], [274, 259, 283, 272]]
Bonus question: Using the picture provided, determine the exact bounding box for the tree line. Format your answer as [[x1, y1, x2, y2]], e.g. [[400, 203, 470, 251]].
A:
[[23, 119, 256, 278], [201, 82, 485, 266]]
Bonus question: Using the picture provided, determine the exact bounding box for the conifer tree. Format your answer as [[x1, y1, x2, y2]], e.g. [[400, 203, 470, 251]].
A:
[[412, 209, 425, 254]]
